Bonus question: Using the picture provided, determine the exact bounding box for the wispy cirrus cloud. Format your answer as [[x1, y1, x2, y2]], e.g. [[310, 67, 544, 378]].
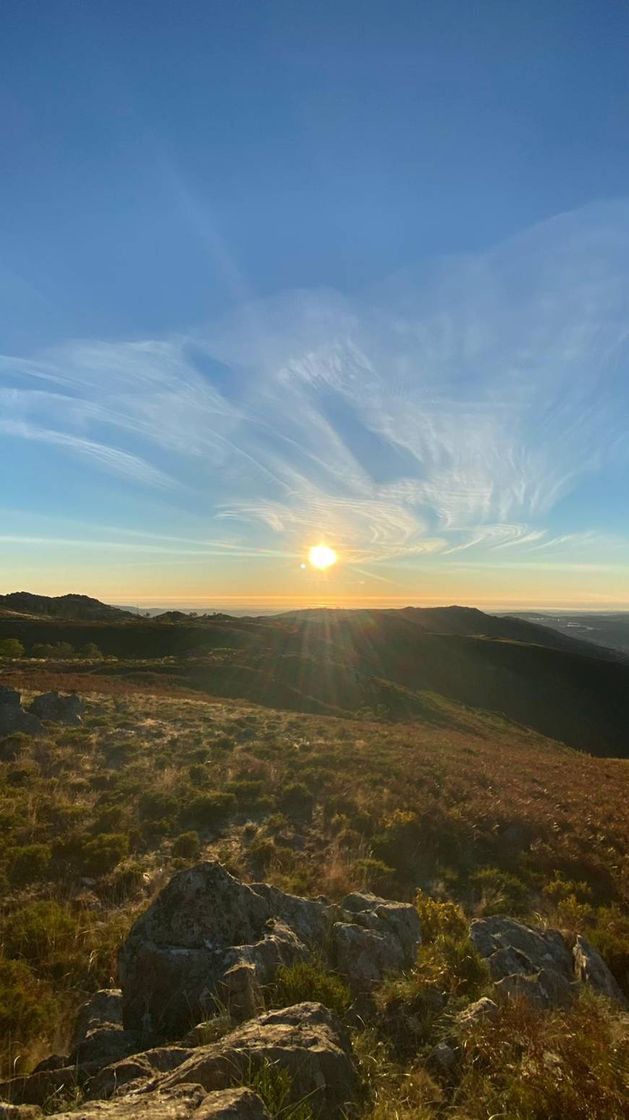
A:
[[2, 200, 629, 571]]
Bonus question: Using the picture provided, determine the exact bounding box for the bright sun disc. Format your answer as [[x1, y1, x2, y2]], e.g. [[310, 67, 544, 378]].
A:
[[308, 544, 338, 570]]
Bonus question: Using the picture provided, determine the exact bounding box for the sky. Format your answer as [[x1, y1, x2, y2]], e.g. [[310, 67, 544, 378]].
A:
[[2, 0, 629, 610]]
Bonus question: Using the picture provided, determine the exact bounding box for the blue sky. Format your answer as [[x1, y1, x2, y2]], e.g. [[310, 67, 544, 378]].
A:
[[2, 1, 629, 608]]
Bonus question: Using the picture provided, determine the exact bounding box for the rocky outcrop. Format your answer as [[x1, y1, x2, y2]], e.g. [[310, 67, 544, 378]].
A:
[[470, 915, 625, 1007], [28, 691, 84, 725], [155, 1003, 355, 1119], [48, 1086, 270, 1119], [0, 687, 43, 738], [119, 862, 421, 1040]]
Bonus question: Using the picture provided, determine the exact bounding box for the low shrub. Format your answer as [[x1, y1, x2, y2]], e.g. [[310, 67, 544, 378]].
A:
[[247, 1059, 315, 1120], [138, 790, 179, 823], [80, 832, 130, 876], [180, 791, 236, 831], [172, 830, 201, 859], [452, 991, 629, 1120], [8, 843, 52, 886], [0, 956, 57, 1069], [270, 959, 352, 1018], [2, 900, 76, 968]]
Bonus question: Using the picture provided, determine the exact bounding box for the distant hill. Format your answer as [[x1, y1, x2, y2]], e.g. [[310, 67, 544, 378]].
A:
[[0, 591, 134, 621], [2, 600, 629, 756]]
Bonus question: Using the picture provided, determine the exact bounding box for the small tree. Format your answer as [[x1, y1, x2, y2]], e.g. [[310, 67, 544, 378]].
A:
[[0, 638, 24, 658]]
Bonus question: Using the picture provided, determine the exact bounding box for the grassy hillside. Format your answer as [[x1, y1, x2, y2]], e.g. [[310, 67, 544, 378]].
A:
[[0, 674, 628, 1081], [2, 603, 629, 755]]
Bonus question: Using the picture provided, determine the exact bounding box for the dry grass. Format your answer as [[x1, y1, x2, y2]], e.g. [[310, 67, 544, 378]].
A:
[[0, 674, 628, 1095]]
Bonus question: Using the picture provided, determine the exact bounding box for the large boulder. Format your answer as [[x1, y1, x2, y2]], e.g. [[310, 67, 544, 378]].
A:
[[156, 1003, 356, 1119], [470, 916, 573, 979], [119, 862, 420, 1040], [0, 687, 43, 737], [470, 915, 625, 1008], [119, 863, 271, 1038], [28, 691, 84, 726]]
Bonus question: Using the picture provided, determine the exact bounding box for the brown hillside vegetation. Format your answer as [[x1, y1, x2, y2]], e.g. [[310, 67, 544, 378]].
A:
[[1, 674, 628, 1115]]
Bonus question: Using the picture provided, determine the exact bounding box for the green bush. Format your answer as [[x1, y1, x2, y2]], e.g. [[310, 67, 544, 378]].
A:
[[271, 959, 352, 1018], [469, 866, 529, 916], [172, 830, 201, 859], [279, 782, 314, 820], [8, 843, 52, 886], [247, 1059, 315, 1120], [354, 857, 395, 895], [138, 790, 178, 823], [2, 900, 76, 966], [0, 956, 56, 1068], [180, 791, 236, 830], [0, 638, 24, 658], [80, 832, 130, 876]]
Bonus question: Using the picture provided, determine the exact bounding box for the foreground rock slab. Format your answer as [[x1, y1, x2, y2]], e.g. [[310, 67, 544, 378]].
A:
[[47, 1086, 270, 1120], [153, 1003, 355, 1119]]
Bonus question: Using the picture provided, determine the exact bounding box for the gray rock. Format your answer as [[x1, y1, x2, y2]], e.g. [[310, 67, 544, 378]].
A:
[[86, 1049, 193, 1102], [28, 691, 85, 725], [0, 687, 43, 737], [494, 968, 574, 1009], [71, 1027, 140, 1071], [0, 1104, 44, 1120], [250, 883, 329, 945], [341, 893, 421, 969], [119, 861, 422, 1041], [156, 1003, 356, 1119], [0, 1064, 99, 1108], [73, 991, 124, 1047], [193, 1089, 271, 1118], [573, 934, 627, 1005], [332, 922, 405, 989], [470, 914, 625, 1009], [456, 996, 499, 1026], [227, 919, 308, 987], [426, 1041, 458, 1076], [48, 1085, 267, 1119], [119, 863, 271, 1038], [470, 916, 573, 979], [218, 963, 263, 1025]]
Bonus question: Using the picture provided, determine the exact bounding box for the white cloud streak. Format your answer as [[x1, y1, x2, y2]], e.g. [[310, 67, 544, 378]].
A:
[[2, 200, 629, 568]]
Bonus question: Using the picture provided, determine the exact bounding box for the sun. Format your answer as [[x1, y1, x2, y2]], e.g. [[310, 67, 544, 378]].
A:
[[308, 544, 338, 570]]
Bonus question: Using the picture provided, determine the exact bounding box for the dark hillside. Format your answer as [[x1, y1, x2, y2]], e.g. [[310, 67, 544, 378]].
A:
[[0, 592, 134, 621], [2, 601, 628, 756]]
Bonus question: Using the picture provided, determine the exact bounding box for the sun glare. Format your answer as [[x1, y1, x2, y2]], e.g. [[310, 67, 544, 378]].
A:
[[308, 544, 338, 570]]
